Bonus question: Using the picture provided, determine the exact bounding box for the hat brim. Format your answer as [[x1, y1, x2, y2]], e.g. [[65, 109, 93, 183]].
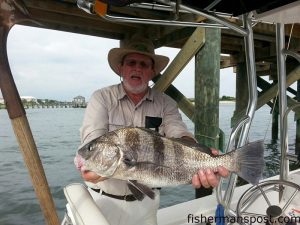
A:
[[108, 48, 169, 76]]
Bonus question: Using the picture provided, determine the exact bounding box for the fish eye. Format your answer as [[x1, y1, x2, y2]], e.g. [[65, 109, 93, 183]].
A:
[[88, 144, 93, 152]]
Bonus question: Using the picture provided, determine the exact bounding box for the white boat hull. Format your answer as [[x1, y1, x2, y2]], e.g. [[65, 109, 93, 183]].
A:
[[62, 169, 300, 225]]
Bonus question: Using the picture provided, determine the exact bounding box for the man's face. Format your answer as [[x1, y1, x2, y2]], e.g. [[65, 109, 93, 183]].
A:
[[118, 53, 155, 94]]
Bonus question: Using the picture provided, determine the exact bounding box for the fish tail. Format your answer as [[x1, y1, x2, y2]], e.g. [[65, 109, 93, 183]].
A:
[[235, 140, 265, 185]]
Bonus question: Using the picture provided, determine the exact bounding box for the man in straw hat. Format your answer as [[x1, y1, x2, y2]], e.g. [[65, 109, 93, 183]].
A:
[[75, 36, 229, 225]]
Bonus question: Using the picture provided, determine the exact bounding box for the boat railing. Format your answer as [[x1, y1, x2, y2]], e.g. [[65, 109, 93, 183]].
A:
[[234, 6, 300, 223], [276, 23, 300, 181], [214, 13, 259, 218]]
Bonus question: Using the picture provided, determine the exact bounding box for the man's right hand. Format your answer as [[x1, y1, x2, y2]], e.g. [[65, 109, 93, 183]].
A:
[[81, 170, 108, 183]]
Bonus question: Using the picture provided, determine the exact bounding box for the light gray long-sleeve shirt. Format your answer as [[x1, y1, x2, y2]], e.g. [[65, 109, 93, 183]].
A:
[[79, 83, 194, 195]]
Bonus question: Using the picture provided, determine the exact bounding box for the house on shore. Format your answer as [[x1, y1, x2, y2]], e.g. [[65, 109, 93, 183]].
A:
[[21, 96, 38, 103], [72, 95, 86, 108]]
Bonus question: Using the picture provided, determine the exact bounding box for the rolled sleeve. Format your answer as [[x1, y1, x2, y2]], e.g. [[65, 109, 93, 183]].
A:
[[80, 90, 108, 146]]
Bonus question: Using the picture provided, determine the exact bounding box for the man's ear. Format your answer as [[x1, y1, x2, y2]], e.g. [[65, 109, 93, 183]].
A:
[[117, 64, 122, 76]]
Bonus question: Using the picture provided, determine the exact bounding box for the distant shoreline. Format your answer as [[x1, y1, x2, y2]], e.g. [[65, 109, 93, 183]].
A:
[[219, 100, 235, 104], [1, 101, 236, 109]]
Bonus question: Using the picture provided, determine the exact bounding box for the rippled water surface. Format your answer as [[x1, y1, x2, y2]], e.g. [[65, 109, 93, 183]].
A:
[[0, 104, 298, 225]]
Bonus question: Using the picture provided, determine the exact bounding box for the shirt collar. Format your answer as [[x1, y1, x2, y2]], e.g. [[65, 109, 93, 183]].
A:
[[117, 83, 127, 100]]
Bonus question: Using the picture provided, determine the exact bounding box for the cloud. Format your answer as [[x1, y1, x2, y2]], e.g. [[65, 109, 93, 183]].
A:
[[7, 25, 120, 101], [5, 25, 236, 101]]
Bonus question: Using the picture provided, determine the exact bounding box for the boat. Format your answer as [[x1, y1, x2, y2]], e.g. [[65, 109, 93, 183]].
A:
[[51, 1, 300, 224], [0, 0, 300, 225]]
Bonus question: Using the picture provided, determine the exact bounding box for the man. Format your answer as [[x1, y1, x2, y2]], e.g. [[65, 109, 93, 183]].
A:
[[76, 36, 228, 225]]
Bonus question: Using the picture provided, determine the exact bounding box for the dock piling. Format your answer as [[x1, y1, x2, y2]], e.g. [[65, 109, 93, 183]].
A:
[[194, 26, 221, 198]]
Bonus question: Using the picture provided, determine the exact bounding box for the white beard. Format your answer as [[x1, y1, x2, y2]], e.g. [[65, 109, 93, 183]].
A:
[[122, 79, 148, 94]]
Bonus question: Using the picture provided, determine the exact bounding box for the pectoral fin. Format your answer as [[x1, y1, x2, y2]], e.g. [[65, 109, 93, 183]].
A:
[[127, 180, 155, 200]]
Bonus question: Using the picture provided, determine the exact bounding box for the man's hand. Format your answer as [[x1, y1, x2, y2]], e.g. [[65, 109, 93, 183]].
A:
[[81, 170, 108, 183], [192, 148, 229, 189]]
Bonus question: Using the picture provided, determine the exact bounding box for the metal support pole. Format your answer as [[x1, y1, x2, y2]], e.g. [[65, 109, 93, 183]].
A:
[[296, 81, 300, 157], [272, 100, 279, 140], [238, 14, 257, 144], [276, 23, 289, 181], [217, 13, 258, 217]]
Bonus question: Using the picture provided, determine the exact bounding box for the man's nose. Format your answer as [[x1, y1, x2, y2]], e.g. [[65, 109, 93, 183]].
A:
[[133, 62, 144, 71]]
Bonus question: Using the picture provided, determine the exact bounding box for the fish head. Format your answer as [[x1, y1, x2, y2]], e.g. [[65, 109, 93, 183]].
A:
[[77, 136, 122, 177]]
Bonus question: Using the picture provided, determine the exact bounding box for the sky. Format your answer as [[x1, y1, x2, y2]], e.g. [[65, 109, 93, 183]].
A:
[[4, 25, 236, 102]]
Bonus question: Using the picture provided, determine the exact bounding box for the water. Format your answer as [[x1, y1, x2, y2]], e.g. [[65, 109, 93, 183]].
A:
[[0, 104, 298, 225]]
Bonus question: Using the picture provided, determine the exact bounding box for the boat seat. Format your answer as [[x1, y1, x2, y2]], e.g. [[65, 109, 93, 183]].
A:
[[63, 183, 110, 225]]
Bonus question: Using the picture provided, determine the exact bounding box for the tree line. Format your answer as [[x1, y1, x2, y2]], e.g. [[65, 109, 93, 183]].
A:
[[188, 96, 235, 102]]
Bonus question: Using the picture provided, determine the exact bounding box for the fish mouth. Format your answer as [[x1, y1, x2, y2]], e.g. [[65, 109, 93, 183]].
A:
[[74, 154, 86, 172]]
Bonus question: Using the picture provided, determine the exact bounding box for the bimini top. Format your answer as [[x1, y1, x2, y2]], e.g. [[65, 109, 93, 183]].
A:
[[99, 0, 299, 16]]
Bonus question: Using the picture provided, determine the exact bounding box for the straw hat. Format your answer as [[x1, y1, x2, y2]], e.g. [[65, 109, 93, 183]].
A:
[[108, 37, 169, 76]]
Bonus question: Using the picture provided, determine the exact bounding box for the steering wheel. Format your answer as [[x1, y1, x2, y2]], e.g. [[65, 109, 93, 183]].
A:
[[236, 180, 300, 225]]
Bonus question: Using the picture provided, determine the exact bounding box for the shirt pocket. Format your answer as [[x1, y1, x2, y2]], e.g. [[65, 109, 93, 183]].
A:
[[144, 115, 165, 135]]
